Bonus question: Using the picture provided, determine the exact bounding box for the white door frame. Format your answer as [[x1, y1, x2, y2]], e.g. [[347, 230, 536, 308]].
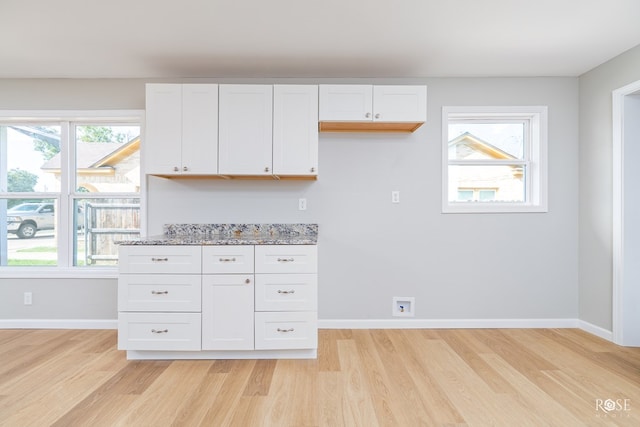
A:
[[612, 79, 640, 346]]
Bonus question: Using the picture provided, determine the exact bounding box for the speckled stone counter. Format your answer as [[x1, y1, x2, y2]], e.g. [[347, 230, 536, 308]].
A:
[[117, 223, 318, 245]]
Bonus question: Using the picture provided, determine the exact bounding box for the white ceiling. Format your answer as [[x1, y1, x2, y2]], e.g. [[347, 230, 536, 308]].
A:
[[2, 0, 639, 79]]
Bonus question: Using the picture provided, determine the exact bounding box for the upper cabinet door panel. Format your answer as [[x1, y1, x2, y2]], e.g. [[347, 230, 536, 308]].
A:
[[145, 84, 182, 175], [181, 84, 219, 175], [319, 85, 373, 121], [273, 85, 319, 176], [373, 85, 427, 122], [218, 85, 273, 175]]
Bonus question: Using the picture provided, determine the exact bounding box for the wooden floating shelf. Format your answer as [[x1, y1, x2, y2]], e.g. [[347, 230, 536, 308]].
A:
[[150, 174, 317, 181], [318, 121, 424, 133]]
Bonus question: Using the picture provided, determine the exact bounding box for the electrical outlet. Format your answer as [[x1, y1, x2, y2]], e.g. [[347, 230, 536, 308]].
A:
[[24, 292, 32, 305], [392, 296, 414, 317], [298, 198, 307, 211], [391, 191, 400, 203]]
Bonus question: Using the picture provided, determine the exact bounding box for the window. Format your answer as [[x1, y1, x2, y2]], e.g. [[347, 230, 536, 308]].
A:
[[0, 111, 143, 270], [442, 106, 548, 213]]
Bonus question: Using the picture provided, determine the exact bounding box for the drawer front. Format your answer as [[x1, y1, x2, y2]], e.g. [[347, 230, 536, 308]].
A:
[[118, 275, 201, 312], [119, 245, 201, 274], [254, 311, 317, 350], [255, 245, 317, 274], [118, 312, 201, 351], [255, 274, 317, 312], [202, 245, 255, 274]]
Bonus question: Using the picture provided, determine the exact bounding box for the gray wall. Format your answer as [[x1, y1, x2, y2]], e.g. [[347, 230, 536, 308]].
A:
[[0, 76, 580, 323], [578, 45, 640, 330]]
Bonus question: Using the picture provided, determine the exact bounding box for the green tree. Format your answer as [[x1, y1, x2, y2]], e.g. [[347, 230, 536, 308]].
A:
[[8, 168, 38, 192], [31, 126, 128, 160], [78, 126, 127, 143], [7, 169, 39, 208]]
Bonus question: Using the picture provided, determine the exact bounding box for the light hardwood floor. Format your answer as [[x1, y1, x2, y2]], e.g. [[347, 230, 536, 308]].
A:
[[1, 328, 639, 426]]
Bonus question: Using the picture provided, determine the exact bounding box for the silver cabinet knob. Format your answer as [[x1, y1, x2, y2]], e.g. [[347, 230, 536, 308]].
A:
[[365, 112, 371, 118], [310, 167, 315, 173], [375, 113, 380, 119], [264, 166, 270, 172], [183, 166, 188, 172], [245, 278, 251, 284], [173, 166, 179, 172]]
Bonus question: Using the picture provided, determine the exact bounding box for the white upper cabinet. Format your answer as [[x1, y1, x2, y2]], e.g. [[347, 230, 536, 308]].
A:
[[318, 84, 427, 132], [373, 85, 427, 122], [145, 84, 218, 175], [319, 85, 374, 122], [218, 84, 274, 175], [273, 85, 319, 176]]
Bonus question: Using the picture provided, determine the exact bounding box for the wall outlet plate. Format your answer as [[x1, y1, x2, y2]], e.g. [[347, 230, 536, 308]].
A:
[[392, 296, 414, 317]]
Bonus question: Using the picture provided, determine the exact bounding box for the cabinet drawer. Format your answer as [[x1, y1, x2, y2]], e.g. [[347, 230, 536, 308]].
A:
[[119, 246, 201, 274], [254, 312, 317, 350], [118, 275, 201, 312], [202, 245, 255, 274], [118, 312, 201, 351], [255, 274, 317, 311], [255, 245, 317, 273]]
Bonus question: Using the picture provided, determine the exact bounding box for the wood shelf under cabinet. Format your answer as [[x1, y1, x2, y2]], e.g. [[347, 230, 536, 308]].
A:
[[318, 121, 424, 133], [148, 174, 317, 181]]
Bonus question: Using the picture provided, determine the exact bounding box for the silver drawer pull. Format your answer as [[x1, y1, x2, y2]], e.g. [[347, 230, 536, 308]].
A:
[[151, 257, 168, 262], [219, 257, 236, 262], [277, 289, 295, 294], [277, 328, 294, 333], [277, 258, 294, 263], [151, 290, 169, 295], [151, 329, 168, 334]]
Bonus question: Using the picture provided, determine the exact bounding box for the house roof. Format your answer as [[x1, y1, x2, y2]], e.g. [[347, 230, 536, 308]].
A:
[[41, 137, 140, 171], [448, 132, 518, 160]]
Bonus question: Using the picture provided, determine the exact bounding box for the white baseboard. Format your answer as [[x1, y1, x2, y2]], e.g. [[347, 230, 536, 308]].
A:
[[0, 319, 117, 329], [318, 318, 580, 329], [578, 320, 613, 341], [0, 318, 613, 344]]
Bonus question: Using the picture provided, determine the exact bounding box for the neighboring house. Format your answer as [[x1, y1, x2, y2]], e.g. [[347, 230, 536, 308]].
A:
[[41, 137, 140, 193], [448, 132, 524, 203]]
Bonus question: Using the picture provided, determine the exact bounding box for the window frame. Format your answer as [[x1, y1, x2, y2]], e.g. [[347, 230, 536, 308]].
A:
[[0, 110, 144, 277], [442, 106, 548, 213]]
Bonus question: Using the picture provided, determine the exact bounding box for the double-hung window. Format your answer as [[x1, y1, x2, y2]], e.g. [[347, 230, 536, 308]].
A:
[[0, 111, 143, 270], [442, 106, 548, 213]]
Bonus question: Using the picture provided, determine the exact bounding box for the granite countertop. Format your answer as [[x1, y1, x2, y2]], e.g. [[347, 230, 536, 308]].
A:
[[117, 223, 318, 246]]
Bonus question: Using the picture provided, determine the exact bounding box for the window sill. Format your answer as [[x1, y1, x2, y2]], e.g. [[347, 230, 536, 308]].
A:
[[0, 267, 118, 279], [442, 203, 548, 214]]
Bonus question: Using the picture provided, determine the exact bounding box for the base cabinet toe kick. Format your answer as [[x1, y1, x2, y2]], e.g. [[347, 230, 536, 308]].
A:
[[117, 244, 318, 360]]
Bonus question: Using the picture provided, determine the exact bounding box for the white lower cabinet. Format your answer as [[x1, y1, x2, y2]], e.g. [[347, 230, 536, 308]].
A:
[[118, 312, 202, 351], [201, 274, 254, 350], [118, 244, 317, 359]]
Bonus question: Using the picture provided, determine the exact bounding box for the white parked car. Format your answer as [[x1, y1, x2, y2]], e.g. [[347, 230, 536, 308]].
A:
[[7, 202, 55, 239]]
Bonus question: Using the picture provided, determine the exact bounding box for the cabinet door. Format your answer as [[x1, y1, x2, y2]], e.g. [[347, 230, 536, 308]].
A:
[[181, 84, 219, 174], [219, 85, 273, 175], [201, 274, 254, 350], [373, 85, 427, 122], [319, 85, 373, 121], [273, 85, 318, 176], [145, 84, 183, 175]]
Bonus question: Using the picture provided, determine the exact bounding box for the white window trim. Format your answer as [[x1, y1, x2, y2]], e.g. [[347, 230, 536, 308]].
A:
[[442, 106, 548, 214], [0, 110, 145, 277]]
